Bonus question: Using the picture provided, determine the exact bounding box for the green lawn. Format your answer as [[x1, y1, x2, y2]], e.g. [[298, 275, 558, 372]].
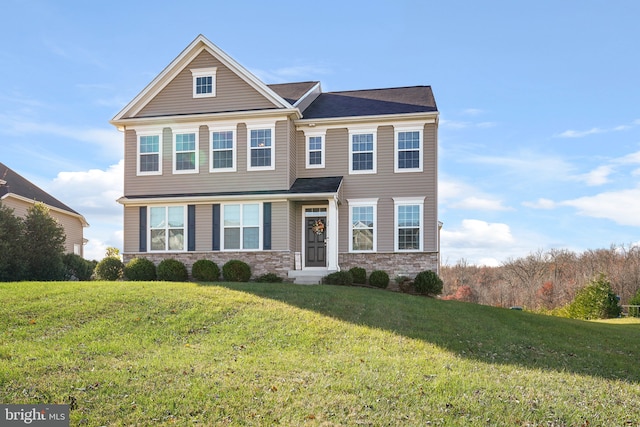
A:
[[1, 281, 639, 426]]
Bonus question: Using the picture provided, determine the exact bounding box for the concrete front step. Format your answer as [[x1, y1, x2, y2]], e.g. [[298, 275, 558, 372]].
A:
[[287, 269, 335, 285]]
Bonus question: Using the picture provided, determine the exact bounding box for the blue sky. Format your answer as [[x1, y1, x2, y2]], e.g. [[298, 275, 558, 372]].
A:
[[2, 0, 640, 264]]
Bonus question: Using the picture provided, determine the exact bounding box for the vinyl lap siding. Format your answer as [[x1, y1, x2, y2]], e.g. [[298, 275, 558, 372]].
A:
[[136, 51, 276, 118]]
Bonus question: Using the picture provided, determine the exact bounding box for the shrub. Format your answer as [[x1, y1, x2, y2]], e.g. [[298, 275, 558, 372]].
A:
[[414, 270, 443, 296], [349, 267, 367, 284], [94, 257, 124, 281], [63, 253, 95, 281], [191, 259, 220, 282], [124, 257, 157, 281], [629, 289, 640, 317], [566, 274, 621, 320], [254, 272, 284, 283], [369, 270, 390, 289], [157, 259, 188, 282], [323, 271, 353, 286], [222, 260, 252, 282]]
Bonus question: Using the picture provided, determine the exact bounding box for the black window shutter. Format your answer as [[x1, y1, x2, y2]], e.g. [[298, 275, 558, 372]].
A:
[[212, 204, 220, 251], [263, 202, 271, 250], [188, 205, 196, 251], [139, 206, 147, 252]]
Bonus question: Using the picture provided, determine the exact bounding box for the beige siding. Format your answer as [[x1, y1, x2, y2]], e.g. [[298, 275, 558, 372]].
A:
[[2, 197, 85, 255], [295, 123, 438, 254], [194, 204, 213, 251], [124, 120, 292, 197], [123, 205, 140, 253], [136, 51, 276, 118], [271, 201, 289, 251]]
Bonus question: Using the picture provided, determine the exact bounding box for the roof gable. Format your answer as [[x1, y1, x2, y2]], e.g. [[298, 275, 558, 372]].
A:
[[0, 162, 87, 225], [113, 35, 294, 121]]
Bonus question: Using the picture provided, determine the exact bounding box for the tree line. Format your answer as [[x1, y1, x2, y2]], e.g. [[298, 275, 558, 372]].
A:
[[440, 246, 640, 310]]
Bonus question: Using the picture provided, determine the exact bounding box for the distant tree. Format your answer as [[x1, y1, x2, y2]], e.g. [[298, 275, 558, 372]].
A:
[[0, 203, 27, 281], [106, 247, 121, 258], [536, 281, 555, 309], [566, 274, 621, 320], [22, 203, 66, 281]]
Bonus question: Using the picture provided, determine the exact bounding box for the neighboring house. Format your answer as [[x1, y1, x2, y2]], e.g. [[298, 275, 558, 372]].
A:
[[111, 35, 440, 283], [0, 162, 88, 257]]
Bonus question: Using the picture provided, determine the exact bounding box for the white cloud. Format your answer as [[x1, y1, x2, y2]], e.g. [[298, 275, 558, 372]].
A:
[[522, 198, 556, 209], [451, 196, 511, 211], [556, 128, 604, 138], [576, 165, 613, 186], [560, 187, 640, 226], [442, 219, 514, 247]]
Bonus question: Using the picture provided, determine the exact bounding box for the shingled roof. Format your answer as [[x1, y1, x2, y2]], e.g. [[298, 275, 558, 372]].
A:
[[301, 85, 437, 119], [267, 81, 319, 105], [0, 162, 81, 216]]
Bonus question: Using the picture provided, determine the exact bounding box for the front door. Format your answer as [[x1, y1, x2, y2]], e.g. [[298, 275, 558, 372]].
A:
[[305, 215, 326, 267]]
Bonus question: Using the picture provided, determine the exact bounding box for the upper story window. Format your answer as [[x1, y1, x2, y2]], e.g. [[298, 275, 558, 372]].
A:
[[305, 131, 325, 169], [395, 125, 423, 173], [394, 197, 424, 252], [209, 125, 236, 172], [191, 67, 217, 98], [173, 128, 199, 174], [349, 127, 377, 174], [136, 129, 162, 176], [348, 198, 378, 252], [149, 206, 186, 251], [247, 122, 276, 171], [222, 203, 261, 250]]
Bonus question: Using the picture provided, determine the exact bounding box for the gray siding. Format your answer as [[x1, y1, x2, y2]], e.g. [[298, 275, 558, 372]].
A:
[[194, 204, 213, 251], [123, 205, 139, 253], [135, 51, 276, 118]]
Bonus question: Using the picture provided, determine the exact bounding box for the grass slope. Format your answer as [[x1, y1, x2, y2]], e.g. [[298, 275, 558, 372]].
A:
[[1, 281, 639, 426]]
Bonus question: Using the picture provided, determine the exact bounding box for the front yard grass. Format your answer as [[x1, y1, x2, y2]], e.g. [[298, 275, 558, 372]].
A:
[[1, 281, 639, 426]]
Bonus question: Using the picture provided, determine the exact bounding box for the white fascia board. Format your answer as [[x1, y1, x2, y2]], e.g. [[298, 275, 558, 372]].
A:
[[295, 111, 439, 130], [117, 191, 340, 206], [112, 35, 295, 122]]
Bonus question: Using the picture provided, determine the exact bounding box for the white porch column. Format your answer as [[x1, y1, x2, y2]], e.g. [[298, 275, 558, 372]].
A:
[[327, 196, 339, 271]]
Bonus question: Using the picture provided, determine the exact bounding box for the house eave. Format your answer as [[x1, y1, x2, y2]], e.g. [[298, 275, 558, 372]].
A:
[[1, 193, 89, 227], [295, 111, 439, 129], [110, 108, 301, 129], [117, 191, 340, 206]]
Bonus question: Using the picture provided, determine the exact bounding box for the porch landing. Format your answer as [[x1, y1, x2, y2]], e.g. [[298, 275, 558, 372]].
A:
[[287, 269, 335, 285]]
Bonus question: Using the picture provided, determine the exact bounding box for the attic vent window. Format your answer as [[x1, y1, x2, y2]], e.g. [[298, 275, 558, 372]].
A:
[[191, 67, 217, 98]]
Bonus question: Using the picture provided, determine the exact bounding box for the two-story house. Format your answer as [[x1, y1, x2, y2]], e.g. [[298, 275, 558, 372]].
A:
[[0, 162, 88, 256], [111, 35, 439, 283]]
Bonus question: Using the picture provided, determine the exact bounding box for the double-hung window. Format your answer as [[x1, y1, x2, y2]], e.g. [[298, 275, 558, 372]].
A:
[[394, 197, 424, 251], [305, 131, 325, 168], [136, 129, 162, 176], [149, 206, 186, 251], [222, 203, 261, 250], [349, 128, 376, 174], [395, 125, 423, 172], [209, 125, 236, 172], [348, 199, 378, 252], [173, 128, 198, 173], [247, 122, 275, 171], [191, 67, 217, 98]]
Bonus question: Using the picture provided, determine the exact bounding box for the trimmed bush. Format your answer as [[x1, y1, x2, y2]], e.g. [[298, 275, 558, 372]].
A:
[[192, 259, 220, 282], [124, 257, 156, 281], [349, 267, 367, 284], [94, 257, 124, 281], [369, 270, 390, 289], [254, 272, 284, 283], [63, 253, 95, 281], [566, 274, 621, 320], [323, 271, 353, 286], [414, 270, 443, 296], [157, 259, 188, 282], [222, 260, 252, 282]]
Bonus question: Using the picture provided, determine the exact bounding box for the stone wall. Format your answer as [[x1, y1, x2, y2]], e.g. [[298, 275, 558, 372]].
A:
[[123, 251, 294, 280], [339, 251, 439, 283]]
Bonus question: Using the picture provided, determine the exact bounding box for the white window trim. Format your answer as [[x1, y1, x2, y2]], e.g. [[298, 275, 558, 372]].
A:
[[348, 198, 378, 253], [348, 127, 377, 175], [172, 127, 199, 174], [148, 205, 187, 253], [246, 121, 276, 171], [394, 125, 423, 173], [208, 124, 237, 173], [135, 128, 163, 176], [393, 197, 425, 252], [305, 130, 326, 169], [221, 202, 263, 251], [191, 67, 217, 98]]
